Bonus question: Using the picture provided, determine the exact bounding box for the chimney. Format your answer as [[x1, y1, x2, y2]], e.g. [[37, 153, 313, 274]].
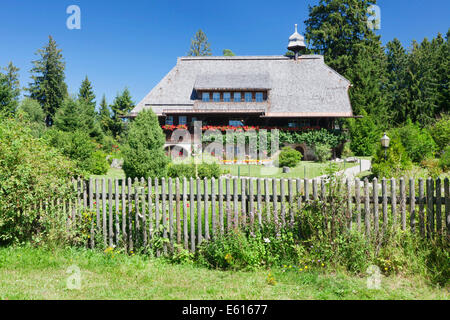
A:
[[287, 24, 306, 60]]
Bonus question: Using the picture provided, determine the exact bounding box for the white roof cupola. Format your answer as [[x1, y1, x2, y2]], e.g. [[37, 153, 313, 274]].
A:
[[287, 24, 306, 59]]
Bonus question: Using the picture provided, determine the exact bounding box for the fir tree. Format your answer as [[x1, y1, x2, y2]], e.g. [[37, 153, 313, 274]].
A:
[[98, 94, 112, 135], [27, 36, 68, 126], [0, 62, 20, 115], [122, 109, 169, 179], [110, 88, 134, 139]]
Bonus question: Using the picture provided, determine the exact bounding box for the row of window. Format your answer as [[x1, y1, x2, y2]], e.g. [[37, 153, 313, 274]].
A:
[[165, 116, 244, 126], [165, 117, 314, 128], [201, 92, 264, 103], [165, 117, 315, 128]]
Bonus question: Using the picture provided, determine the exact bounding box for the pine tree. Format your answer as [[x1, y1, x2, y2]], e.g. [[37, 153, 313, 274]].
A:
[[304, 0, 389, 122], [188, 29, 212, 56], [0, 62, 20, 115], [54, 97, 84, 132], [98, 94, 112, 135], [110, 88, 134, 138], [78, 76, 96, 111], [77, 76, 102, 139], [27, 36, 68, 126], [385, 38, 409, 124]]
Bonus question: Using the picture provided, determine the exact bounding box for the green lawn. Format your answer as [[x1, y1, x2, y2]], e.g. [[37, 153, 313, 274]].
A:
[[92, 161, 359, 181], [223, 161, 358, 179], [0, 246, 447, 300]]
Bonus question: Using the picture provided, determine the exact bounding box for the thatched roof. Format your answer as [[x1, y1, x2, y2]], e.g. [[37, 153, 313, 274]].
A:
[[130, 55, 353, 118]]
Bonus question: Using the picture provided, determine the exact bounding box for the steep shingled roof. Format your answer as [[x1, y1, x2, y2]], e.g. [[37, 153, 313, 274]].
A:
[[131, 55, 352, 117]]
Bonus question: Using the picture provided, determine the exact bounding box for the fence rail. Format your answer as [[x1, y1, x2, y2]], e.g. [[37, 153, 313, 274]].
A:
[[60, 177, 449, 252]]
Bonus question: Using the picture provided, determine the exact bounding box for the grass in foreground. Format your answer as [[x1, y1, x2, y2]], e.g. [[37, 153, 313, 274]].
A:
[[0, 246, 447, 300]]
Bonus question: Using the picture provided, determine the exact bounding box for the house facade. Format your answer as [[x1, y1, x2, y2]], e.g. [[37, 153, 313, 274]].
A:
[[129, 26, 354, 161]]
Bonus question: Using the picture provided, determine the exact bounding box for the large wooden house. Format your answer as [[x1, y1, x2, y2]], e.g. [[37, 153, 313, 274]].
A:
[[128, 25, 354, 161]]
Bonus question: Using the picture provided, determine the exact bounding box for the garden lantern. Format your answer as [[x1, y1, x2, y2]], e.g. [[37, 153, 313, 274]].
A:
[[381, 133, 390, 161]]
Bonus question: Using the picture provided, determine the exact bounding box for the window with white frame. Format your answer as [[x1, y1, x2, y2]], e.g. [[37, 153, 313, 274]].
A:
[[245, 92, 253, 102], [202, 92, 210, 102], [223, 92, 231, 102], [213, 92, 220, 102], [234, 92, 241, 102]]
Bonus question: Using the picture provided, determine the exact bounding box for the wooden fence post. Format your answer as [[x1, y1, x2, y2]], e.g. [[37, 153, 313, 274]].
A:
[[121, 178, 126, 249], [211, 177, 216, 238], [127, 178, 133, 252], [410, 178, 416, 233], [190, 177, 195, 252], [382, 178, 387, 234], [436, 178, 442, 236], [233, 177, 238, 229], [102, 178, 107, 247], [280, 179, 286, 226], [364, 178, 370, 237], [373, 178, 379, 239], [197, 178, 202, 244], [348, 178, 353, 231], [426, 178, 434, 238], [176, 178, 181, 244], [168, 178, 174, 246], [241, 178, 247, 226], [183, 177, 188, 249], [355, 178, 361, 231], [226, 178, 231, 231], [419, 178, 425, 237], [148, 178, 153, 248], [400, 177, 406, 231], [257, 178, 263, 226], [391, 178, 397, 229], [444, 178, 449, 241], [218, 177, 224, 234], [204, 177, 209, 241], [288, 179, 294, 228], [265, 178, 270, 222], [249, 178, 255, 228], [108, 179, 113, 247], [88, 178, 94, 248]]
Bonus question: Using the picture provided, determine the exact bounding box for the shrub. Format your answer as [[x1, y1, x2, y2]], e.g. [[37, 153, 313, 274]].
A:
[[347, 112, 380, 156], [122, 109, 169, 179], [43, 129, 108, 175], [87, 150, 109, 175], [430, 114, 450, 152], [198, 162, 222, 179], [393, 119, 436, 163], [314, 143, 332, 162], [278, 147, 302, 168], [372, 137, 412, 178], [167, 163, 195, 178], [439, 145, 450, 171], [420, 158, 442, 178], [15, 98, 46, 138], [341, 142, 354, 158], [0, 118, 80, 245]]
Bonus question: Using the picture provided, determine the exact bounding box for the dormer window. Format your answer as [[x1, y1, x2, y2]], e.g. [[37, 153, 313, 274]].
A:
[[202, 92, 210, 102], [245, 92, 253, 102], [213, 92, 220, 102]]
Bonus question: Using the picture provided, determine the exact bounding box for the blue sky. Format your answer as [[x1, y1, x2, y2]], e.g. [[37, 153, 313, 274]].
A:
[[0, 0, 449, 110]]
